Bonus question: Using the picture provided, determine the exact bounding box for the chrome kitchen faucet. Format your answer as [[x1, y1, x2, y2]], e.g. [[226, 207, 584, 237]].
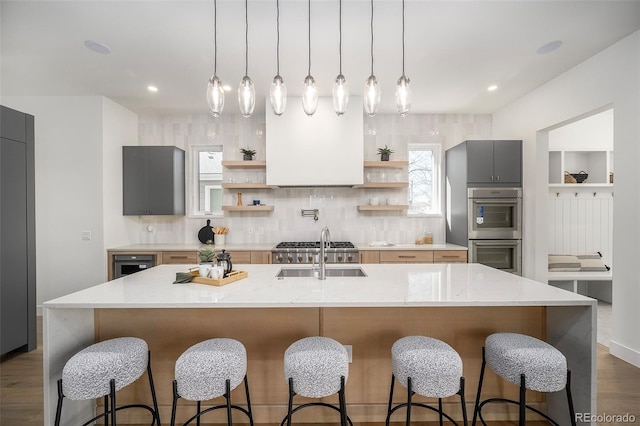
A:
[[319, 227, 331, 280]]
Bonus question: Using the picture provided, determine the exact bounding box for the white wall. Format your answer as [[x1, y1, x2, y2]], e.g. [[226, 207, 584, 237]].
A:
[[492, 31, 640, 367], [548, 109, 613, 151], [0, 96, 107, 306], [102, 98, 139, 251]]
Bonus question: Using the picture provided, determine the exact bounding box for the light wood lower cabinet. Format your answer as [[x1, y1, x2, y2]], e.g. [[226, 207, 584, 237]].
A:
[[360, 250, 467, 264], [161, 251, 197, 264]]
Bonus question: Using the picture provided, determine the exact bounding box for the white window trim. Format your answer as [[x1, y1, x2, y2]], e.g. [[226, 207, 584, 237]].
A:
[[407, 143, 443, 217], [187, 144, 224, 219]]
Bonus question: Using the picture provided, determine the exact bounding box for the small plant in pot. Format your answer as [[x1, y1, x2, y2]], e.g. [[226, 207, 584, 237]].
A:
[[198, 247, 216, 264], [377, 145, 394, 161], [240, 148, 256, 161]]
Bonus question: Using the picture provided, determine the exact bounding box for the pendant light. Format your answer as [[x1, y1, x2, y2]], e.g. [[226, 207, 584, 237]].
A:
[[332, 0, 349, 115], [238, 0, 255, 118], [206, 0, 224, 117], [363, 0, 380, 117], [302, 0, 318, 116], [269, 0, 287, 115], [395, 0, 412, 116]]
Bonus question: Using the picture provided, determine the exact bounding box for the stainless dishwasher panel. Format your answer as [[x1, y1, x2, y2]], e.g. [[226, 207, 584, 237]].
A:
[[113, 254, 157, 279]]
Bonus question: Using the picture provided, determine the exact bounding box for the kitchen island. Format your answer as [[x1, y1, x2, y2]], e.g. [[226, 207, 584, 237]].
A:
[[43, 263, 596, 425]]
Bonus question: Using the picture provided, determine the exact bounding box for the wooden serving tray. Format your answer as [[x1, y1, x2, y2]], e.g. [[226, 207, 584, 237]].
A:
[[188, 269, 248, 287]]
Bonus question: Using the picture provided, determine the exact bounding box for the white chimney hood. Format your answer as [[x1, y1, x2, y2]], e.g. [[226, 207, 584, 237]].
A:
[[266, 97, 364, 187]]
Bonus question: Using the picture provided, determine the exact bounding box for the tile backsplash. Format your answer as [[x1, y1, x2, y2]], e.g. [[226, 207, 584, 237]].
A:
[[134, 112, 491, 245]]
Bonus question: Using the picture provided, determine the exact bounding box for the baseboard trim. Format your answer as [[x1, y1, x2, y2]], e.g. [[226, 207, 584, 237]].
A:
[[609, 339, 640, 368]]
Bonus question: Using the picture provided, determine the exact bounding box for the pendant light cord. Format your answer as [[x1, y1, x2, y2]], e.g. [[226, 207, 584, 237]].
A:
[[276, 0, 280, 76], [339, 0, 342, 75], [307, 0, 311, 76], [370, 0, 374, 75], [244, 0, 249, 77], [401, 0, 405, 76], [213, 0, 217, 75]]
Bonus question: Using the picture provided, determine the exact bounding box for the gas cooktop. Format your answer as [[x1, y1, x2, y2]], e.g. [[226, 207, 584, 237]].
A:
[[274, 241, 356, 249]]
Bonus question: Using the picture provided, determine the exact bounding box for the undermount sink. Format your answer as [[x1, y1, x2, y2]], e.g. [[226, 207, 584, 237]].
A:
[[276, 267, 367, 278]]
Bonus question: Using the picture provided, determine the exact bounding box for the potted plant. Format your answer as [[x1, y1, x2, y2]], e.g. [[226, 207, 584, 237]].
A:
[[377, 145, 394, 161], [198, 247, 216, 264], [240, 148, 256, 161]]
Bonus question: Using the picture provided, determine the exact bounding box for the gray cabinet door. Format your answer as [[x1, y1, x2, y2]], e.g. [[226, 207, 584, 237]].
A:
[[1, 137, 28, 354], [123, 146, 185, 215], [466, 140, 495, 183], [493, 140, 522, 184]]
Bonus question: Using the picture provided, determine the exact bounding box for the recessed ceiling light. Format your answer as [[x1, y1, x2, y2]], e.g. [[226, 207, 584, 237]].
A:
[[537, 40, 563, 55], [487, 85, 498, 92], [147, 85, 158, 93], [84, 40, 111, 54]]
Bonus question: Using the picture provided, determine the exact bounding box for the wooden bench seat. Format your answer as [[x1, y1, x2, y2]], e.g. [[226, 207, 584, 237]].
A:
[[548, 270, 612, 293]]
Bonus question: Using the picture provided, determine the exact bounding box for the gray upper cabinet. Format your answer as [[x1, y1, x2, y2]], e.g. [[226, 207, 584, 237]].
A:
[[123, 146, 185, 215], [463, 140, 522, 186]]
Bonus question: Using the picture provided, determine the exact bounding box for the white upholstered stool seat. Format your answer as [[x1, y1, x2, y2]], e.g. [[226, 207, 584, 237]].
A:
[[485, 333, 567, 393], [55, 337, 160, 426], [282, 336, 351, 426], [472, 333, 576, 426], [386, 336, 467, 426], [170, 338, 253, 426]]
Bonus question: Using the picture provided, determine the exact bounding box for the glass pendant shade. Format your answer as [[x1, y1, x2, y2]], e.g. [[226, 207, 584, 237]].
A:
[[363, 75, 381, 117], [207, 75, 225, 117], [302, 75, 319, 116], [395, 74, 412, 117], [270, 75, 287, 116], [332, 74, 349, 116], [238, 75, 255, 118]]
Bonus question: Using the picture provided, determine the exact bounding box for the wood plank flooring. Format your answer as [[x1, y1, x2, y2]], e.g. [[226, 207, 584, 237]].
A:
[[1, 317, 639, 425]]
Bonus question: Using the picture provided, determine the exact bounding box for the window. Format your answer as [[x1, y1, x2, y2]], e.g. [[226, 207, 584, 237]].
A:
[[189, 145, 223, 217], [408, 143, 441, 216]]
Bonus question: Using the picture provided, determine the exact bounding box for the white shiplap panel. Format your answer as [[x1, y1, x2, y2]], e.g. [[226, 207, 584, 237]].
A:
[[548, 190, 613, 267]]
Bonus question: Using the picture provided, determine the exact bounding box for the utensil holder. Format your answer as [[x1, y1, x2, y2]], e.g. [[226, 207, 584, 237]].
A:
[[215, 234, 226, 245]]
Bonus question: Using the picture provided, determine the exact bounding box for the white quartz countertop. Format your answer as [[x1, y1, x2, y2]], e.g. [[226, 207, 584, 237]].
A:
[[44, 264, 593, 309], [107, 243, 468, 252]]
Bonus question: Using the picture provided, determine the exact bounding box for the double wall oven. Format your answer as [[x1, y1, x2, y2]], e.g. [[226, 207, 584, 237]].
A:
[[467, 188, 522, 275]]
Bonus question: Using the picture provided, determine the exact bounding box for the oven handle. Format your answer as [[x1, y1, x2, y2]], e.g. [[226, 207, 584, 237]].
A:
[[472, 240, 520, 246], [470, 199, 520, 204]]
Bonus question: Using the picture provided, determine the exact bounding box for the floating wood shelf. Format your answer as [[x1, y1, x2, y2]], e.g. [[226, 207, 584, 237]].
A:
[[363, 161, 409, 168], [221, 183, 272, 189], [354, 182, 409, 189], [222, 205, 274, 212], [357, 205, 409, 211], [222, 160, 266, 168]]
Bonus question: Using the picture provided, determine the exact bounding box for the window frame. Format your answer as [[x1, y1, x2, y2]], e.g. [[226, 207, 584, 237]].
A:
[[407, 143, 443, 217], [187, 144, 224, 218]]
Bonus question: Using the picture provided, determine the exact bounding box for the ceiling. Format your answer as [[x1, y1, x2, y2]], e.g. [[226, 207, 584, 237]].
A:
[[2, 0, 639, 116]]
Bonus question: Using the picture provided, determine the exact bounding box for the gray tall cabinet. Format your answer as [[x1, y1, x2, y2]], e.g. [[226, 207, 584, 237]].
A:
[[1, 105, 36, 355]]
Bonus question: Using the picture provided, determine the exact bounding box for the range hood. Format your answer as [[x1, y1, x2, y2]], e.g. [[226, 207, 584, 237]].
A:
[[266, 97, 363, 187]]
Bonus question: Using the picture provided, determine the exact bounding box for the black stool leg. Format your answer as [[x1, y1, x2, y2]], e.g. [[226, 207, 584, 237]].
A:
[[385, 374, 395, 426], [225, 379, 233, 426], [518, 374, 526, 426], [54, 379, 64, 426], [338, 376, 348, 426], [438, 398, 444, 426], [286, 377, 294, 426], [472, 347, 487, 426], [110, 379, 117, 426], [196, 401, 201, 426], [170, 380, 179, 426], [146, 351, 161, 425], [244, 375, 254, 426], [566, 370, 576, 426], [459, 377, 468, 426], [406, 376, 413, 426], [104, 395, 109, 426]]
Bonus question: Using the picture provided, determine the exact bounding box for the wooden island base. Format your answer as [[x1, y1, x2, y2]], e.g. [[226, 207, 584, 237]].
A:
[[95, 306, 547, 424]]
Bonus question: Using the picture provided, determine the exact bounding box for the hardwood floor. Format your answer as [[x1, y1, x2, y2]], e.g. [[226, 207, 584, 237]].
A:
[[1, 317, 639, 425]]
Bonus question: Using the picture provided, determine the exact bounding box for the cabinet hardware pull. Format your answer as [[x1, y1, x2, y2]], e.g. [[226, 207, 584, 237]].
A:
[[398, 255, 416, 258], [170, 255, 188, 259], [440, 255, 459, 258]]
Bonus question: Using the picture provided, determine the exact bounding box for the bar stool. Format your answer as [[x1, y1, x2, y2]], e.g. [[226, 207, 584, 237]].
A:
[[54, 336, 160, 426], [472, 332, 576, 426], [281, 336, 352, 426], [170, 338, 253, 426], [385, 336, 468, 426]]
